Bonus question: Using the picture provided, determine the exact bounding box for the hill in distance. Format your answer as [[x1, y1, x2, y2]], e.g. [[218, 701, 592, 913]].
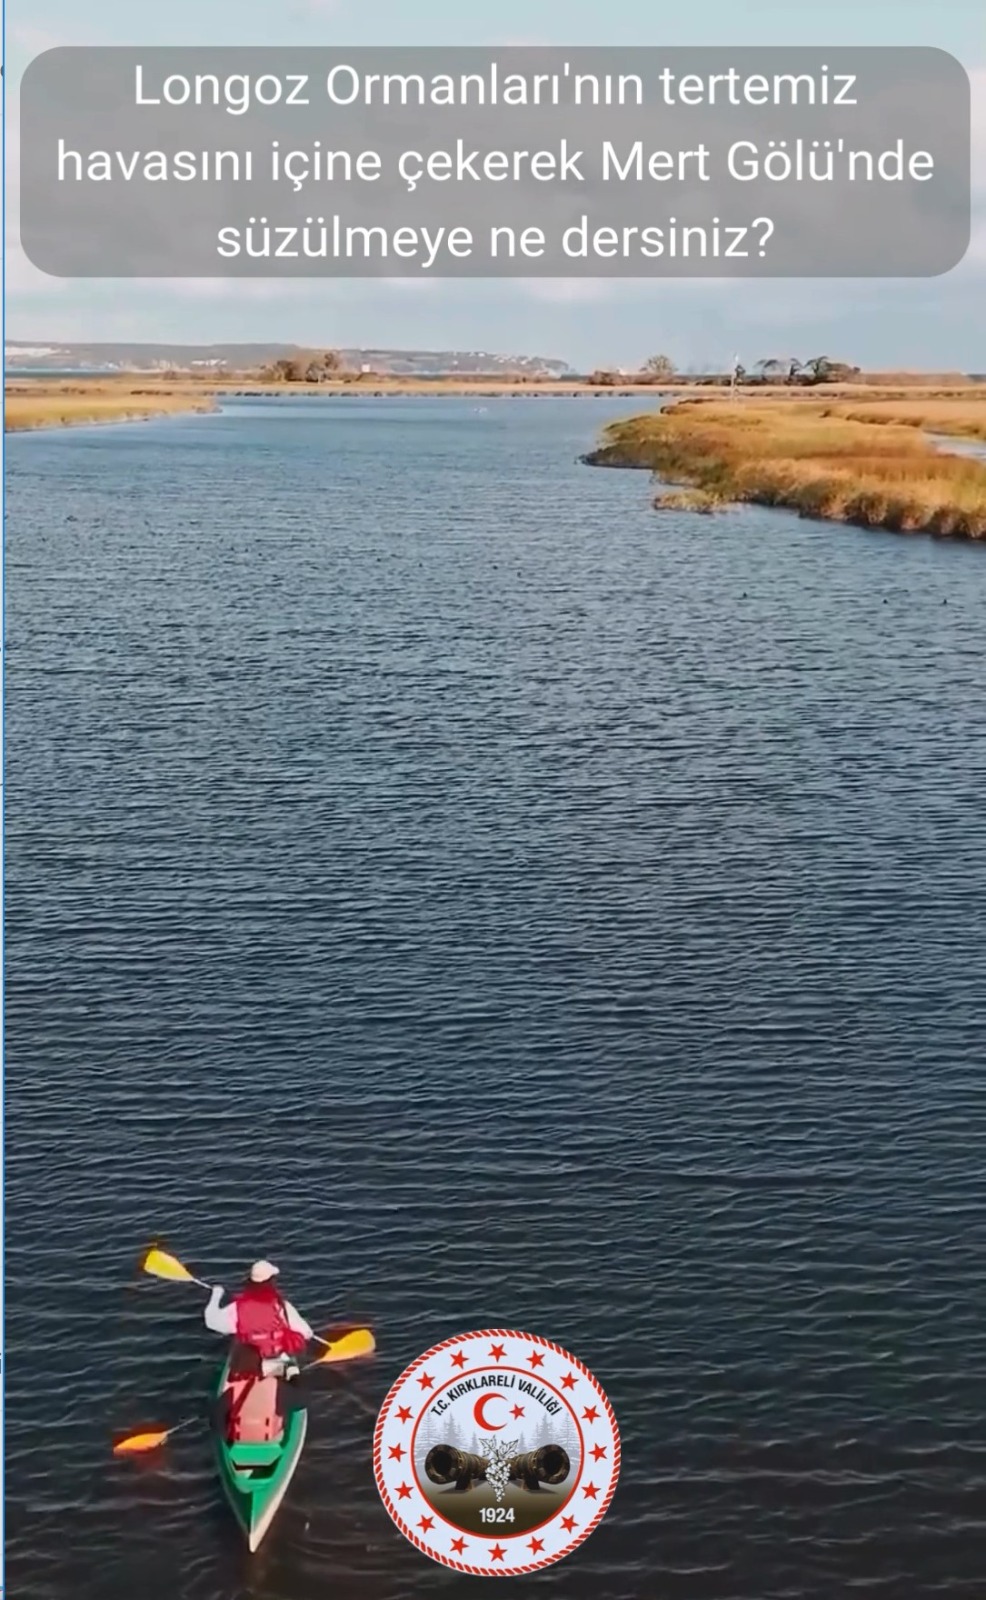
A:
[[5, 341, 573, 376]]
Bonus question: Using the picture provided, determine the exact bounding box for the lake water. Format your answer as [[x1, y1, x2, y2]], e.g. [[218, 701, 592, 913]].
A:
[[5, 395, 986, 1600]]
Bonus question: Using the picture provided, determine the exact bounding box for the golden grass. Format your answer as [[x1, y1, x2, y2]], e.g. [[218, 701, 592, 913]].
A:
[[585, 398, 986, 541], [5, 385, 218, 431], [823, 400, 986, 442], [846, 370, 976, 387], [653, 488, 726, 514]]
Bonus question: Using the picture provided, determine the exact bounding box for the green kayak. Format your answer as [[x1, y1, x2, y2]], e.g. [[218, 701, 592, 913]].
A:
[[213, 1355, 308, 1552]]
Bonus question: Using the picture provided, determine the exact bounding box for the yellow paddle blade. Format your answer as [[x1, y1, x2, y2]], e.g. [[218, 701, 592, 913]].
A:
[[142, 1247, 196, 1284], [314, 1327, 376, 1364], [113, 1428, 171, 1455]]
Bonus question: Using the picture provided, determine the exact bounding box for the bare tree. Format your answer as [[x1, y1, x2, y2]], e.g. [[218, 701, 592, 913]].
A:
[[642, 353, 675, 379]]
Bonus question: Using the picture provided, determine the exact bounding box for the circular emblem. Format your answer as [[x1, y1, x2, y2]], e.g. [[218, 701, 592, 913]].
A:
[[373, 1328, 619, 1576]]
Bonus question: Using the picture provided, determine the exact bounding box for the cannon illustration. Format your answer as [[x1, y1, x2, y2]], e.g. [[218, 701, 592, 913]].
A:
[[424, 1446, 489, 1491], [424, 1444, 571, 1493], [506, 1445, 570, 1491]]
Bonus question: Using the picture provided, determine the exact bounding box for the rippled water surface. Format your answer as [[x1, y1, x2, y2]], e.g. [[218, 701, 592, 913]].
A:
[[6, 395, 986, 1599]]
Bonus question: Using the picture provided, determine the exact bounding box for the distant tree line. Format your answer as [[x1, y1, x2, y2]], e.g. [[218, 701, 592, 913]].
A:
[[745, 355, 861, 385], [587, 354, 676, 385], [586, 354, 862, 388], [250, 348, 864, 389], [258, 349, 344, 382]]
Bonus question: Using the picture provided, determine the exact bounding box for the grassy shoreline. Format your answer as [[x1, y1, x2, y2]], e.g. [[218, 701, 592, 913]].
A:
[[7, 372, 986, 426], [5, 384, 219, 432], [2, 376, 689, 430], [583, 397, 986, 541]]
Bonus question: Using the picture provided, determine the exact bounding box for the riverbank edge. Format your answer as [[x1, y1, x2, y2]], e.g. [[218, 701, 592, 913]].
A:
[[581, 399, 986, 542]]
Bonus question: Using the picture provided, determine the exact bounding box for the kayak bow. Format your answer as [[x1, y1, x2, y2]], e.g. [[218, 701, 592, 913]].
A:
[[213, 1357, 307, 1553]]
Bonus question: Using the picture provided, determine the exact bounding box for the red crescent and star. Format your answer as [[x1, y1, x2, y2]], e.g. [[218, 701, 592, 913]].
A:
[[473, 1391, 507, 1430]]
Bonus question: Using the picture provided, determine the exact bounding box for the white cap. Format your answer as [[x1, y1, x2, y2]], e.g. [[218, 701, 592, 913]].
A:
[[249, 1260, 279, 1283]]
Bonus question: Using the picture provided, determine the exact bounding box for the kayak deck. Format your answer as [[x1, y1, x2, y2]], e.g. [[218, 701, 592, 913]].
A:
[[213, 1358, 308, 1552]]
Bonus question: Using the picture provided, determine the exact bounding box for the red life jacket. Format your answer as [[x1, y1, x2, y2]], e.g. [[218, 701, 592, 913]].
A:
[[232, 1282, 307, 1359]]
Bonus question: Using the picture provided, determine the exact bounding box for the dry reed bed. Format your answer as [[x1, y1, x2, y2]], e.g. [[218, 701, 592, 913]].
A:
[[823, 400, 986, 442], [584, 399, 986, 540], [5, 389, 219, 431]]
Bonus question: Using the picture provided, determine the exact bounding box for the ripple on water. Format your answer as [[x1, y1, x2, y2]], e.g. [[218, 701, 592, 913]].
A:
[[5, 396, 986, 1599]]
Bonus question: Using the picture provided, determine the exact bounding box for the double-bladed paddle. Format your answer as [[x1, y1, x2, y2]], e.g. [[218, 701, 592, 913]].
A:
[[113, 1326, 376, 1456], [140, 1246, 374, 1360], [113, 1247, 375, 1456]]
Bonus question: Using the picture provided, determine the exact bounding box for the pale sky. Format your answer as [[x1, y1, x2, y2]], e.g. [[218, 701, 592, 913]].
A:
[[5, 0, 985, 370]]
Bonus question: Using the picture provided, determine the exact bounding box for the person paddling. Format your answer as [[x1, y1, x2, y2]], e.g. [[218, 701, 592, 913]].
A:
[[205, 1260, 314, 1377]]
